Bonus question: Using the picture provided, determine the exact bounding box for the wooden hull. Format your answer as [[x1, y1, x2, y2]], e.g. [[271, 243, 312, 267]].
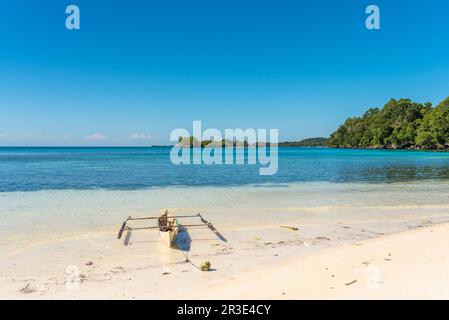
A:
[[158, 216, 178, 247]]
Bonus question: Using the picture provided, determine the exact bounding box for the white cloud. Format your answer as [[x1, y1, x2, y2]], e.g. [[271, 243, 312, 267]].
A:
[[85, 133, 107, 141], [129, 133, 151, 140], [0, 133, 7, 138], [62, 133, 72, 140]]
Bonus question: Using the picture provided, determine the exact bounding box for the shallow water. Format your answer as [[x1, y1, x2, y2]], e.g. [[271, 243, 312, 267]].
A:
[[1, 181, 449, 258], [1, 147, 449, 191]]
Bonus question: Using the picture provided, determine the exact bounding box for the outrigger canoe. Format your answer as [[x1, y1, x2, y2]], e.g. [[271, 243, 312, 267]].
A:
[[118, 210, 224, 247]]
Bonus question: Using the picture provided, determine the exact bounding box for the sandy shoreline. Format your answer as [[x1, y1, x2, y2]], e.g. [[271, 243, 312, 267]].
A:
[[191, 222, 449, 299], [2, 212, 449, 299]]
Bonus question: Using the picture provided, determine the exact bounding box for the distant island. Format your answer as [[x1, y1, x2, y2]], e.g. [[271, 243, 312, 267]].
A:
[[175, 136, 329, 148], [278, 137, 329, 147], [328, 97, 449, 150]]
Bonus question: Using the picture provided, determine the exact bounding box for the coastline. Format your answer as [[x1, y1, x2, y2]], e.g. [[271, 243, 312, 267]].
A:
[[2, 188, 449, 299], [328, 146, 449, 152]]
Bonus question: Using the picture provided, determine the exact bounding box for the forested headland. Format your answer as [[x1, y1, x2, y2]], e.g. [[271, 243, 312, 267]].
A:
[[328, 97, 449, 150]]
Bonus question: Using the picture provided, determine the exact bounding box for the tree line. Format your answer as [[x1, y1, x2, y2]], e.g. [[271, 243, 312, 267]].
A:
[[278, 137, 329, 147], [328, 97, 449, 150]]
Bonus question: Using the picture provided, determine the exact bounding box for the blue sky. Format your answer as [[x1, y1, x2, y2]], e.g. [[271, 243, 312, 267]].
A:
[[0, 0, 449, 146]]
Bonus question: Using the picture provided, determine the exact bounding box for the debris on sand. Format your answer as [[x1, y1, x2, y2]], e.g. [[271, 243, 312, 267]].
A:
[[345, 280, 357, 286], [200, 261, 211, 272], [19, 283, 36, 294], [280, 226, 299, 231]]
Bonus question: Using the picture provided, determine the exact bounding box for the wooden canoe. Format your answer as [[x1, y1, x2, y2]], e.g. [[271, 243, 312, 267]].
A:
[[158, 211, 178, 247], [118, 211, 224, 246]]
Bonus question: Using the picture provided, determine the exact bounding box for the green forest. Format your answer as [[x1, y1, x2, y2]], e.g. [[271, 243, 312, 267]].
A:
[[328, 97, 449, 150], [278, 137, 329, 147]]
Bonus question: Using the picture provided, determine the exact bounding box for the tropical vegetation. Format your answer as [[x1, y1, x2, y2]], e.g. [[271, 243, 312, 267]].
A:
[[328, 97, 449, 150], [278, 137, 329, 147]]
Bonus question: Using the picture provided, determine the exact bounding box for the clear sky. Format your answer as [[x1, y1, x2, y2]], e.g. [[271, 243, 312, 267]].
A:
[[1, 0, 449, 146]]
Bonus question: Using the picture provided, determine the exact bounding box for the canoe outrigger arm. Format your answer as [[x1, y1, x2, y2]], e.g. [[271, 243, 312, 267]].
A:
[[117, 212, 224, 243]]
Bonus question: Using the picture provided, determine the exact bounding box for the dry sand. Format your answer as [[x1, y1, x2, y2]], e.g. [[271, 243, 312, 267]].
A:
[[191, 222, 449, 299]]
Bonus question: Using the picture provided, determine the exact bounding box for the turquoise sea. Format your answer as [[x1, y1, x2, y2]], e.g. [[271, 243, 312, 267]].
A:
[[2, 147, 449, 259], [1, 147, 449, 192]]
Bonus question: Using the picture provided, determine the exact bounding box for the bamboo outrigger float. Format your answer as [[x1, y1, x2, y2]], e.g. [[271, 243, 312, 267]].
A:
[[117, 210, 224, 247]]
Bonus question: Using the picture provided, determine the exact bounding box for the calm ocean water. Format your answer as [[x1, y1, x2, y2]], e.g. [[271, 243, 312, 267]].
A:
[[3, 147, 449, 258], [1, 147, 449, 192]]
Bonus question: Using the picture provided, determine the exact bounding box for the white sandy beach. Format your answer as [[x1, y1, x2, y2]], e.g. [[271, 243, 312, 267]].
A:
[[191, 222, 449, 300], [2, 218, 449, 299], [1, 183, 449, 299]]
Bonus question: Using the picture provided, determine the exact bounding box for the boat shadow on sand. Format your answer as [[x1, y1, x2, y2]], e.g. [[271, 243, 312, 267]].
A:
[[173, 224, 192, 252], [122, 224, 193, 251], [175, 224, 227, 251]]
